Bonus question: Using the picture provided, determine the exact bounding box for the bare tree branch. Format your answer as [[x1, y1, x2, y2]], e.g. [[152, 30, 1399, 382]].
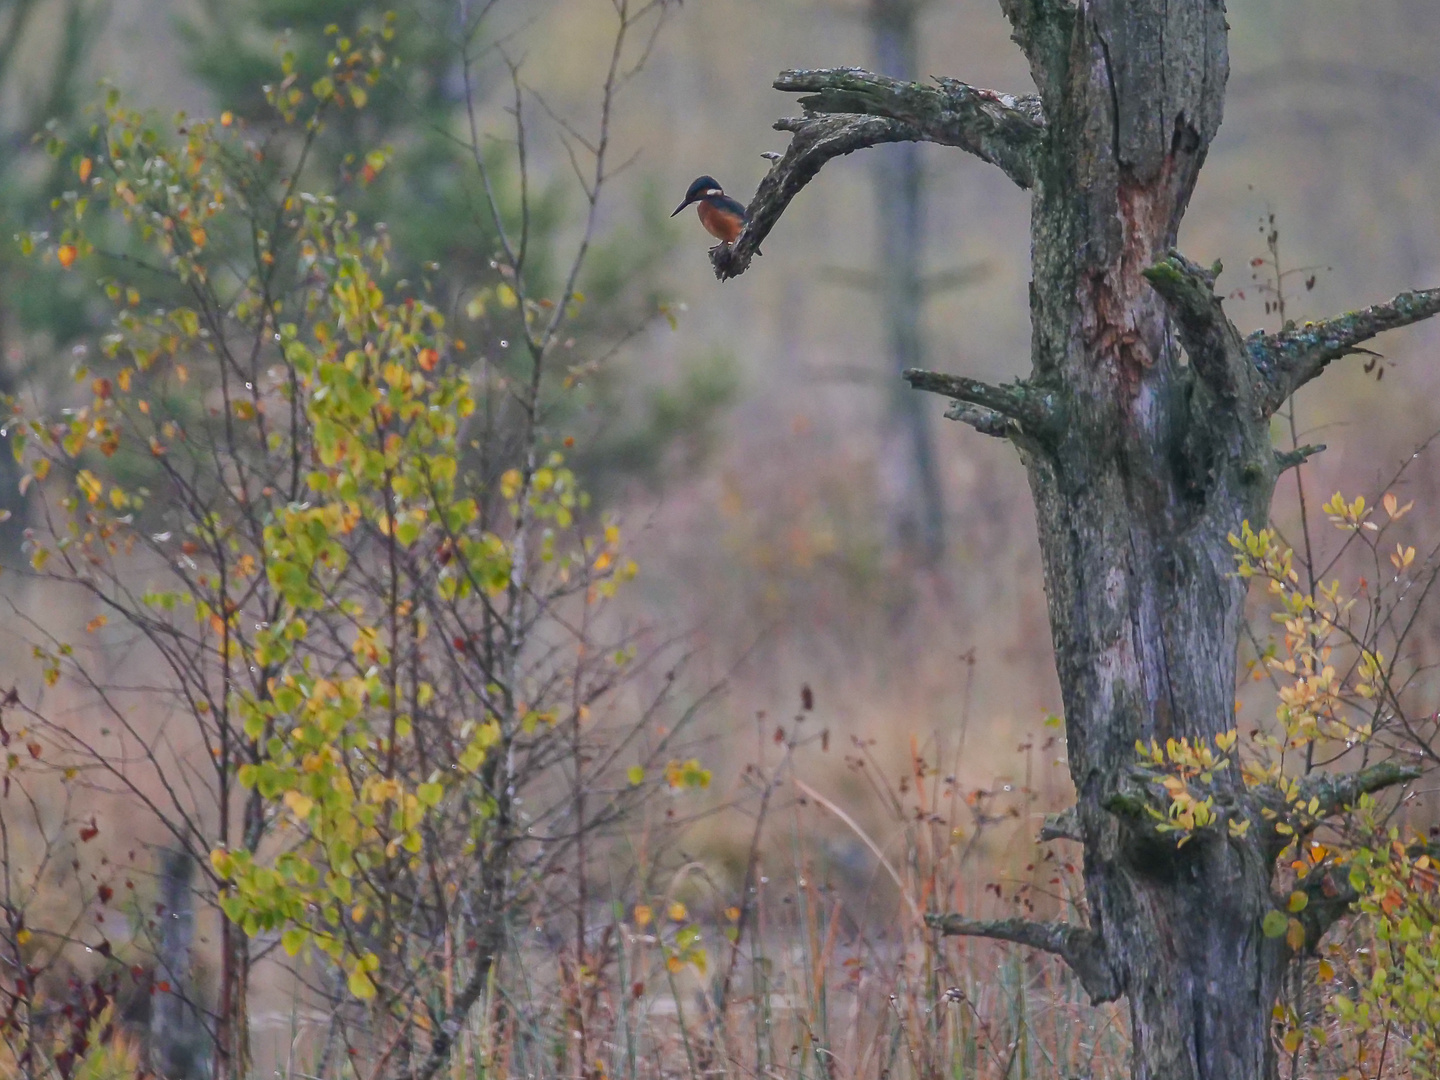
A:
[[1275, 443, 1325, 474], [1293, 760, 1421, 821], [945, 402, 1014, 438], [712, 67, 1043, 280], [1256, 286, 1440, 414], [1039, 804, 1081, 842], [712, 114, 919, 280], [904, 367, 1056, 439], [926, 913, 1118, 1002], [1142, 251, 1252, 402], [780, 68, 1043, 185]]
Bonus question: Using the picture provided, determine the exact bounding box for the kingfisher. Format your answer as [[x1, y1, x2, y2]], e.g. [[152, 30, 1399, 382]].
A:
[[672, 176, 749, 246]]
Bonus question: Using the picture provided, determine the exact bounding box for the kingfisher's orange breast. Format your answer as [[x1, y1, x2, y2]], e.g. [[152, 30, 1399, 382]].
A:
[[697, 201, 744, 243]]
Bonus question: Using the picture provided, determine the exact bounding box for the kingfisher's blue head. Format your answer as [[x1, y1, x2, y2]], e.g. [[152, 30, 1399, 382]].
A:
[[672, 176, 724, 216]]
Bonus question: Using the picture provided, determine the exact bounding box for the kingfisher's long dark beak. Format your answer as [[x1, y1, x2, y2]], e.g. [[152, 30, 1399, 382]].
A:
[[671, 197, 695, 217]]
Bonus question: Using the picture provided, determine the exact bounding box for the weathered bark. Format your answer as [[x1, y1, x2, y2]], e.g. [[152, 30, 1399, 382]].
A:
[[711, 3, 1440, 1079], [1019, 9, 1288, 1078]]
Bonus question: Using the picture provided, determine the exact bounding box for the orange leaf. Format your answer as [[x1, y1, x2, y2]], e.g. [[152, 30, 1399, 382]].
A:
[[78, 157, 93, 184], [57, 244, 77, 269], [417, 347, 439, 372]]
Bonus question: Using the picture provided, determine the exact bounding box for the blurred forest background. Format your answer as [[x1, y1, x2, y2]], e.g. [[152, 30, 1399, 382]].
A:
[[3, 0, 1440, 1077]]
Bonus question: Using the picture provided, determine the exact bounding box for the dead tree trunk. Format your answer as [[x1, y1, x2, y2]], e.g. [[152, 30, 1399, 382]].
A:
[[710, 3, 1440, 1077]]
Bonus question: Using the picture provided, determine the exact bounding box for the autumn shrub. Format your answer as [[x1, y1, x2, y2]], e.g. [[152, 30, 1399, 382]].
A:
[[1, 5, 709, 1078]]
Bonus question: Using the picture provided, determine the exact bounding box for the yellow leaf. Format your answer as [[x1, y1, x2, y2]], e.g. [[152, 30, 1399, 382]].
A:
[[1282, 1028, 1301, 1054], [668, 901, 687, 922], [633, 904, 652, 928], [220, 111, 234, 127], [76, 470, 102, 504], [348, 968, 376, 1000], [496, 283, 518, 309], [15, 929, 31, 946], [283, 790, 314, 819], [1317, 959, 1335, 981], [500, 468, 522, 500]]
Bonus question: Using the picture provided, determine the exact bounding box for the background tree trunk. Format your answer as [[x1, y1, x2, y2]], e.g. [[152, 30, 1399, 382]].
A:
[[151, 850, 210, 1080], [871, 0, 946, 563]]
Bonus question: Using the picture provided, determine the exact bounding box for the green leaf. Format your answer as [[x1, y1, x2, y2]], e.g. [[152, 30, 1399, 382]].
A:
[[1287, 890, 1309, 913], [281, 928, 306, 957], [627, 765, 645, 786], [1262, 910, 1289, 938], [1285, 917, 1305, 951]]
